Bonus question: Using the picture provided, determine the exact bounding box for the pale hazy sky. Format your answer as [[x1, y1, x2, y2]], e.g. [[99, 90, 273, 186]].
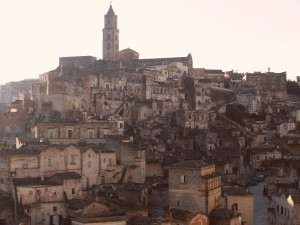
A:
[[1, 0, 300, 85]]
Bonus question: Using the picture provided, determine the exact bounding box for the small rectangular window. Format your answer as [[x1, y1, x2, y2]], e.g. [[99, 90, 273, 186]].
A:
[[88, 130, 94, 139], [22, 163, 28, 169], [67, 129, 73, 139], [70, 155, 76, 164], [48, 158, 52, 166], [72, 188, 75, 195], [48, 130, 54, 138], [180, 175, 186, 184], [53, 206, 57, 212]]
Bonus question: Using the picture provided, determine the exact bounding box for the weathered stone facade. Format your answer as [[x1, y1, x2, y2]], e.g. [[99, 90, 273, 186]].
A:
[[168, 160, 221, 214], [33, 120, 124, 145], [246, 71, 287, 101]]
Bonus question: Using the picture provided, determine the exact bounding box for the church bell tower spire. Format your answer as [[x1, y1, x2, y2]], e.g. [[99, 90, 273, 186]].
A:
[[102, 3, 119, 60]]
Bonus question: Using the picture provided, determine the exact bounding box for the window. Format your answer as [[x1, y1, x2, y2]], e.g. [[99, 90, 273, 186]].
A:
[[67, 129, 73, 139], [48, 158, 52, 166], [70, 155, 76, 164], [176, 201, 180, 207], [72, 188, 75, 195], [180, 175, 186, 184], [119, 123, 123, 129], [22, 163, 28, 169], [106, 43, 110, 50], [88, 130, 94, 139], [48, 130, 54, 138], [53, 206, 57, 212], [103, 158, 106, 163], [107, 34, 110, 40], [0, 178, 3, 183]]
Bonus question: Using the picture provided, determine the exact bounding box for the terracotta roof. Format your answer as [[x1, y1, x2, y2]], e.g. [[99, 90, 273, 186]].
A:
[[119, 48, 139, 54], [68, 198, 93, 210], [13, 172, 81, 186], [13, 177, 60, 186], [50, 172, 81, 183], [222, 186, 253, 196], [127, 215, 160, 225], [168, 160, 210, 169], [210, 208, 235, 218], [169, 208, 200, 221], [9, 146, 44, 155]]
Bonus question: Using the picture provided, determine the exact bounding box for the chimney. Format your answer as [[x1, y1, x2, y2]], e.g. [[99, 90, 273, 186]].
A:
[[268, 67, 270, 73]]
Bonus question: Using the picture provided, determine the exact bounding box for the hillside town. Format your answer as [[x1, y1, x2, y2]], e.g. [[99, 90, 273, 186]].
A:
[[1, 4, 300, 225]]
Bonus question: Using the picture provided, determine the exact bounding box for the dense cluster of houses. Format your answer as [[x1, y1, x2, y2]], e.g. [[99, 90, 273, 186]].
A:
[[0, 4, 300, 225]]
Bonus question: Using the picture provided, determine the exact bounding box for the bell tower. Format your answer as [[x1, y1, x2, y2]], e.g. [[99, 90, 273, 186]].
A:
[[102, 3, 119, 61]]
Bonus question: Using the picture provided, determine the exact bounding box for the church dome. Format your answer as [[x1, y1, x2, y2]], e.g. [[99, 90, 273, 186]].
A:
[[118, 48, 139, 61]]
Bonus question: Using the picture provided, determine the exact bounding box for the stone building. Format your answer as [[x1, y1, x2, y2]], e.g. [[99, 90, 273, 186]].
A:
[[9, 144, 117, 188], [0, 111, 32, 143], [203, 69, 225, 88], [209, 206, 242, 225], [32, 120, 124, 145], [268, 192, 300, 225], [194, 80, 213, 111], [246, 70, 287, 101], [175, 110, 209, 130], [59, 56, 97, 67], [250, 146, 283, 169], [13, 172, 81, 225], [222, 186, 254, 225], [0, 150, 10, 193], [0, 192, 15, 225], [67, 199, 127, 225], [0, 79, 39, 104], [236, 93, 261, 114], [168, 160, 221, 214]]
